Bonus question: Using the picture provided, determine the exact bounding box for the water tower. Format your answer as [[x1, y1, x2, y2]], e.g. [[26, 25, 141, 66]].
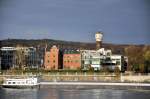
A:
[[95, 31, 103, 50]]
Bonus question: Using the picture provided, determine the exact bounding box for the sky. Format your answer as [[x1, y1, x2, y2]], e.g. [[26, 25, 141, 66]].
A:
[[0, 0, 150, 44]]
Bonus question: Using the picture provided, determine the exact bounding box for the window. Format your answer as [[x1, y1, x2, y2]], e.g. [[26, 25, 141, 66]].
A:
[[47, 60, 50, 63], [116, 61, 120, 65], [53, 60, 55, 63], [75, 60, 78, 63]]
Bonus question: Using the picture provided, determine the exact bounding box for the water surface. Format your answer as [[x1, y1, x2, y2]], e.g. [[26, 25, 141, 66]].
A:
[[0, 87, 149, 99]]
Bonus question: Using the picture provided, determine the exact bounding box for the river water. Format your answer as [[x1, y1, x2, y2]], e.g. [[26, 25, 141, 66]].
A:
[[0, 87, 150, 99]]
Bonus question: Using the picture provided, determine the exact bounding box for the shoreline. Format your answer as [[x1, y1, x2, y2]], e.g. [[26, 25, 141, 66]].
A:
[[0, 82, 150, 90], [1, 74, 150, 90], [39, 82, 150, 86], [39, 82, 150, 90]]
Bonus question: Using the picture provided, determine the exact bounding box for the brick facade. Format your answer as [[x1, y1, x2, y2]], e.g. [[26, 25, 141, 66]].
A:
[[63, 50, 81, 70], [44, 45, 59, 70]]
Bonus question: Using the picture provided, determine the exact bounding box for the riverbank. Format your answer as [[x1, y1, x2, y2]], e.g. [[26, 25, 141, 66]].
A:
[[1, 82, 150, 90], [0, 74, 150, 91], [39, 82, 150, 90], [0, 73, 150, 83]]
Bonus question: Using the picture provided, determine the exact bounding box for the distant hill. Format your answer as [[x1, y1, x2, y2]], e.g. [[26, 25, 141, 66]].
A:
[[0, 39, 147, 55]]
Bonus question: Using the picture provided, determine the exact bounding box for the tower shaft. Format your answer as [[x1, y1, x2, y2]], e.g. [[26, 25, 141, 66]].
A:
[[95, 31, 103, 50], [96, 41, 102, 50]]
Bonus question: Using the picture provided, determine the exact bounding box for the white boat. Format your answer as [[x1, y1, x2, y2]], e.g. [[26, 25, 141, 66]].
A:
[[2, 77, 39, 88]]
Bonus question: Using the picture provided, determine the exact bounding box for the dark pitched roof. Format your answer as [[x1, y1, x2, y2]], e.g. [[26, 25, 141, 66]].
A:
[[63, 49, 80, 54]]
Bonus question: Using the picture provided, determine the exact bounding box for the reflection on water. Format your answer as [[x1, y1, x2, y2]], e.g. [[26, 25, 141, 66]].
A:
[[0, 88, 38, 99], [0, 87, 150, 99]]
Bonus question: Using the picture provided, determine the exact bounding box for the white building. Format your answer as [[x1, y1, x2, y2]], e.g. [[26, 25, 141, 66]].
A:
[[102, 55, 125, 71], [81, 48, 126, 71], [81, 48, 112, 70]]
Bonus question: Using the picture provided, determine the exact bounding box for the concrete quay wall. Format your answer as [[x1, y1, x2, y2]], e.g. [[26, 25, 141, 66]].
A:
[[0, 74, 150, 83], [121, 75, 150, 82]]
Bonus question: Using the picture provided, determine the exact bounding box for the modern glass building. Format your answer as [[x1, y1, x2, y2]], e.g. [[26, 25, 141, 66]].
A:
[[0, 47, 16, 69]]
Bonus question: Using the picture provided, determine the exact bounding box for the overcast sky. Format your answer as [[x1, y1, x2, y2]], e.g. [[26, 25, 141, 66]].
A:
[[0, 0, 150, 44]]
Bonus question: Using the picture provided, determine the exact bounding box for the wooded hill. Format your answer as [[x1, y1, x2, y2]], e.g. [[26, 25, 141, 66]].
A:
[[0, 39, 144, 54]]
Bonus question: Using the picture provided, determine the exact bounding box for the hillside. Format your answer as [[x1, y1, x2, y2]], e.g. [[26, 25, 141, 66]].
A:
[[0, 39, 147, 55]]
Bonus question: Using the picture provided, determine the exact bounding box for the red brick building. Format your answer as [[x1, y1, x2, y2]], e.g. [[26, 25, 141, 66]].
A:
[[44, 45, 61, 70], [63, 50, 81, 70]]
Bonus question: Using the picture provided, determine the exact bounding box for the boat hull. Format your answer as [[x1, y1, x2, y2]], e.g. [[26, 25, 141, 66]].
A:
[[2, 77, 39, 89], [2, 85, 39, 89]]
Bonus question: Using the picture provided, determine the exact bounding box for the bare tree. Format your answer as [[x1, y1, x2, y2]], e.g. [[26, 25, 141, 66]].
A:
[[14, 45, 26, 69]]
